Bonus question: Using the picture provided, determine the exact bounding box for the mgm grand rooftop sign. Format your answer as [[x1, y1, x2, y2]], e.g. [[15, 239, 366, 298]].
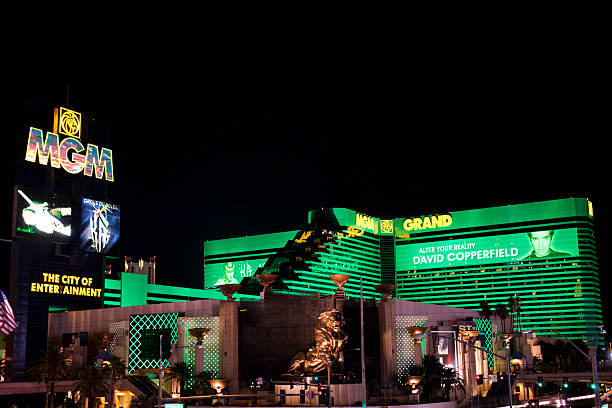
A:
[[24, 107, 114, 182]]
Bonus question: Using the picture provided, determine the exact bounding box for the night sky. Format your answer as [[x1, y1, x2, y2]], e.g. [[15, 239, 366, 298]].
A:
[[2, 25, 608, 326]]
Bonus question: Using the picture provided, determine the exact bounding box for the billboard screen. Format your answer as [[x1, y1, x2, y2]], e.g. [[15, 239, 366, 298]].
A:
[[396, 228, 579, 271], [204, 259, 267, 287], [80, 197, 120, 254], [203, 230, 298, 287], [14, 186, 72, 243]]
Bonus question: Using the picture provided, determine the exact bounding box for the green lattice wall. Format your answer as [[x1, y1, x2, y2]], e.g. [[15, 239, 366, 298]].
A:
[[473, 318, 494, 370], [108, 321, 127, 354], [128, 313, 181, 373], [180, 316, 221, 389], [395, 315, 427, 380]]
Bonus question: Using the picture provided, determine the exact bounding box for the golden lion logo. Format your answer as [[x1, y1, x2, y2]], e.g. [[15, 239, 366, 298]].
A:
[[286, 309, 348, 376], [59, 107, 81, 138]]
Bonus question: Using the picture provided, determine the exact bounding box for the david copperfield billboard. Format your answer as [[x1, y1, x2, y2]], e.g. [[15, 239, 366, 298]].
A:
[[80, 198, 120, 254], [395, 199, 587, 270], [397, 228, 579, 270]]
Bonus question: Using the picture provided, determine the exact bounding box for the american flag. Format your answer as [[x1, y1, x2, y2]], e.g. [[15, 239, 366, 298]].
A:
[[0, 290, 17, 336]]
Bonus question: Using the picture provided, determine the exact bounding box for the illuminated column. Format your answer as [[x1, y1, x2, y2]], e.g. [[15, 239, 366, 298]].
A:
[[414, 343, 422, 367], [257, 274, 277, 299], [460, 329, 480, 398], [377, 295, 396, 397], [195, 345, 205, 373], [407, 326, 426, 367], [330, 274, 350, 309], [188, 328, 210, 374], [220, 300, 238, 394]]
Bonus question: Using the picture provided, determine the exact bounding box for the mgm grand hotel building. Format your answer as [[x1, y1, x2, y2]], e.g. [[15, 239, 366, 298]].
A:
[[203, 197, 602, 342]]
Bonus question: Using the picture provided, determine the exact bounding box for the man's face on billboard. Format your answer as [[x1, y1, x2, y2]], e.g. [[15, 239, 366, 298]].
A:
[[529, 231, 553, 257], [224, 262, 235, 279]]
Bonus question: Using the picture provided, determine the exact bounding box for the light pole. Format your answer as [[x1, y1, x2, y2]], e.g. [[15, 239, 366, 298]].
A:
[[325, 348, 360, 408], [553, 329, 605, 408], [360, 276, 366, 408], [159, 334, 164, 408], [445, 334, 513, 408], [158, 331, 209, 408]]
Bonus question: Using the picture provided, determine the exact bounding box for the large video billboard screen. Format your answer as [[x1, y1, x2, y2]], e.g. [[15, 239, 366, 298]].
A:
[[396, 228, 579, 271], [204, 259, 267, 287], [203, 230, 298, 287], [80, 197, 120, 254], [14, 186, 72, 243]]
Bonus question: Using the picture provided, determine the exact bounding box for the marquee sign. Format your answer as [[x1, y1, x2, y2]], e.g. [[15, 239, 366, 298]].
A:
[[24, 107, 115, 182], [30, 272, 102, 297], [396, 227, 579, 270]]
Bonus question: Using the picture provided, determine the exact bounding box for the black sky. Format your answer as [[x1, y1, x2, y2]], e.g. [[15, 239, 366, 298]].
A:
[[2, 23, 608, 323]]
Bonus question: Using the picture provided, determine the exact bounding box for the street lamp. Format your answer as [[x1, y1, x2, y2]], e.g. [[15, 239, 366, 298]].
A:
[[551, 328, 606, 408], [328, 274, 366, 407], [323, 347, 360, 408], [440, 332, 514, 408], [159, 328, 210, 407]]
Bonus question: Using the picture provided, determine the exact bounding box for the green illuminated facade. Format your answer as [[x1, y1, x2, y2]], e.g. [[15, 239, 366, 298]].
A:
[[128, 312, 181, 373], [203, 198, 602, 342], [104, 272, 257, 308], [203, 209, 385, 299], [394, 198, 602, 342]]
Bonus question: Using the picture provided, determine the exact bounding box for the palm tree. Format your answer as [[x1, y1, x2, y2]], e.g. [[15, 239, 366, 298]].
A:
[[479, 299, 493, 320], [106, 356, 126, 408], [553, 340, 568, 371], [27, 347, 72, 408], [440, 366, 465, 401], [494, 303, 509, 333], [72, 364, 111, 408], [508, 295, 521, 332], [537, 340, 559, 372], [165, 362, 189, 396], [421, 354, 444, 402]]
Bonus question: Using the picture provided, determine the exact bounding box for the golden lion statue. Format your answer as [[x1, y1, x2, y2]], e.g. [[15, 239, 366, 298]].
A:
[[286, 309, 348, 376]]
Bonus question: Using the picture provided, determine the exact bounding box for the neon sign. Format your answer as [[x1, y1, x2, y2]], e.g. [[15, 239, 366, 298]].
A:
[[30, 272, 101, 297], [355, 213, 378, 234], [403, 214, 452, 231], [24, 107, 114, 181]]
